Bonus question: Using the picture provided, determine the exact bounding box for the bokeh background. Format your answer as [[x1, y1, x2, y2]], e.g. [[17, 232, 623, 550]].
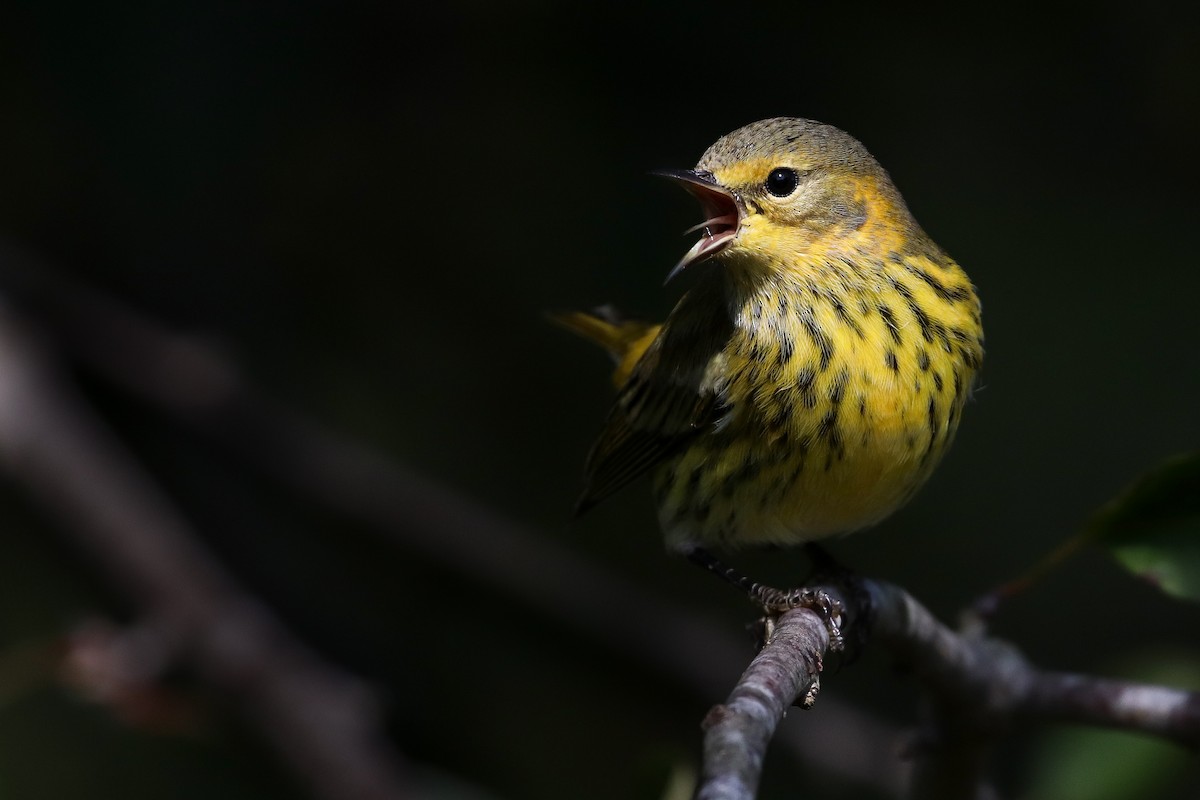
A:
[[2, 2, 1199, 798]]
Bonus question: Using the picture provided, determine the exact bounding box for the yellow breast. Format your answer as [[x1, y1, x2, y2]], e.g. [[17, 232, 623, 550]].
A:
[[652, 235, 982, 551]]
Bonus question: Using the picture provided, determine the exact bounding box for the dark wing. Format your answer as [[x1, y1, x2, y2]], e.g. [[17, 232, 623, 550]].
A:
[[575, 302, 731, 513]]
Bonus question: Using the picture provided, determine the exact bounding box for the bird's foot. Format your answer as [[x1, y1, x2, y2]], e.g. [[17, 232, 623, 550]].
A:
[[685, 547, 846, 651], [800, 542, 875, 660], [751, 584, 845, 652]]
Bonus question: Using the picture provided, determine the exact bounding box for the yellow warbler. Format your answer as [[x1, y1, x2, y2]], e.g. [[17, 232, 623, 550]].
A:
[[557, 118, 983, 616]]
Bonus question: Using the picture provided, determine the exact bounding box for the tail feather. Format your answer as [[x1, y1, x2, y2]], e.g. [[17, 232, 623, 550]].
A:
[[549, 306, 660, 388]]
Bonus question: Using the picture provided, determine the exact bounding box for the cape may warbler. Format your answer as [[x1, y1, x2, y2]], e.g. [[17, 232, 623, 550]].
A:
[[558, 118, 983, 613]]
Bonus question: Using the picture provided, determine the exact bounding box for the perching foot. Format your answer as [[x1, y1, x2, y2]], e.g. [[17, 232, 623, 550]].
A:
[[686, 546, 846, 651], [751, 584, 845, 652]]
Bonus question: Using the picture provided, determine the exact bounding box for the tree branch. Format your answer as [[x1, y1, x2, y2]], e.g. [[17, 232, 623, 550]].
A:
[[868, 579, 1200, 746], [0, 299, 411, 799], [1020, 673, 1200, 745], [696, 578, 1200, 799], [696, 607, 831, 800]]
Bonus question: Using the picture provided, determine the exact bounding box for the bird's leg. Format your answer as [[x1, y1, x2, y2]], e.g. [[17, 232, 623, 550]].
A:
[[685, 547, 844, 652], [803, 542, 874, 658]]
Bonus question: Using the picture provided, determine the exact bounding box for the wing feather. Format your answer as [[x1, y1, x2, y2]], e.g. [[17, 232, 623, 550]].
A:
[[576, 295, 732, 512]]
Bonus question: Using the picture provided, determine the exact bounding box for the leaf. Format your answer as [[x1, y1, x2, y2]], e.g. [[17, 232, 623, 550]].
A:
[[1089, 452, 1200, 601]]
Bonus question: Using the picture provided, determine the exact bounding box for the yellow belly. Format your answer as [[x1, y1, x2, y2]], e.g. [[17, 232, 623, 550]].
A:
[[654, 395, 956, 550]]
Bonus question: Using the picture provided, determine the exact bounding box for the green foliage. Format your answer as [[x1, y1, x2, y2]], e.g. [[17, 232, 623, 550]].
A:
[[1090, 453, 1200, 602], [1025, 727, 1194, 800]]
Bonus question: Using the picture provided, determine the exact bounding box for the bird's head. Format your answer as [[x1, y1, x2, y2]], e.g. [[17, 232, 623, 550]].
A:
[[659, 117, 914, 283]]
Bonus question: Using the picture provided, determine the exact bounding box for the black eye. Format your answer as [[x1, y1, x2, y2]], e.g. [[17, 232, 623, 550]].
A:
[[765, 167, 800, 197]]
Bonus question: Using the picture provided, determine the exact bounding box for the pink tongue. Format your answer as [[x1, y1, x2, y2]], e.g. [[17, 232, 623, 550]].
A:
[[683, 214, 737, 236]]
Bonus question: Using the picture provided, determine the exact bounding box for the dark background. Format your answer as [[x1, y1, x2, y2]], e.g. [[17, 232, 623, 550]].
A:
[[1, 2, 1198, 798]]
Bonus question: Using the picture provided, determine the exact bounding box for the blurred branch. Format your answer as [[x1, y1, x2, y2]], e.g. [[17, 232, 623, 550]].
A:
[[0, 297, 411, 799], [59, 616, 206, 735], [1020, 673, 1200, 743]]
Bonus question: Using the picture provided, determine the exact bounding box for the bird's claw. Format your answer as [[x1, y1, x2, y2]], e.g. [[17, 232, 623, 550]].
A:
[[753, 586, 845, 652]]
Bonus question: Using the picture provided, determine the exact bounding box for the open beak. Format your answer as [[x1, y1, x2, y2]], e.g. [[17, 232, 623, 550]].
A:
[[654, 168, 741, 284]]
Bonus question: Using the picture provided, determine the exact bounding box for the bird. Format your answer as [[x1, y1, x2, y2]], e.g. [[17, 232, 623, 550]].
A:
[[555, 117, 983, 631]]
